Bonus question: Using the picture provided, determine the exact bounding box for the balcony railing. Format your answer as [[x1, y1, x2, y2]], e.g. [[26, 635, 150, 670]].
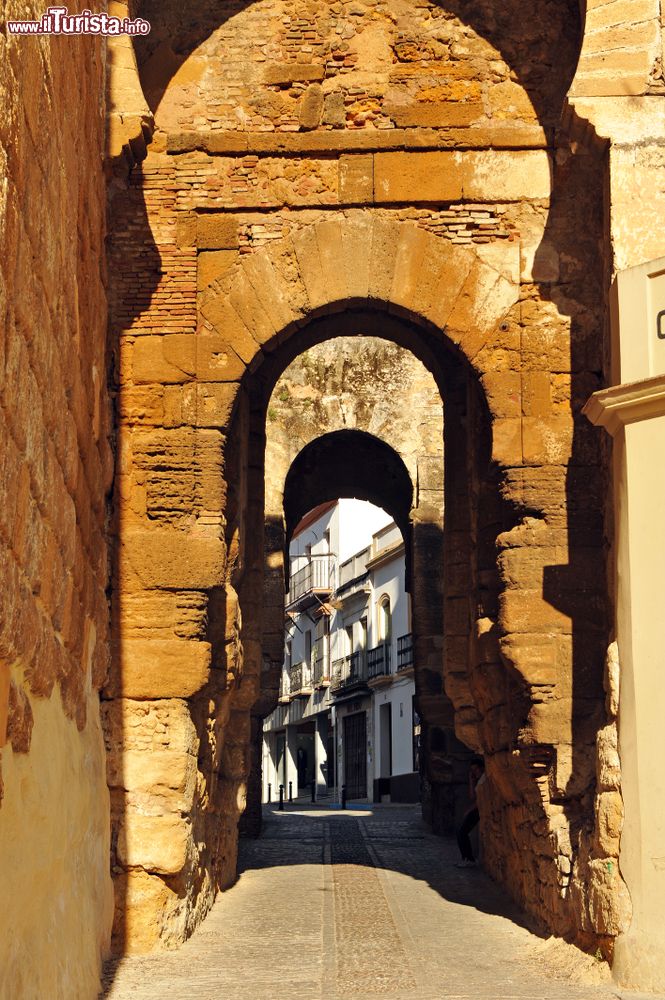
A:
[[289, 661, 312, 696], [330, 651, 367, 693], [397, 633, 413, 671], [312, 638, 329, 686], [367, 641, 391, 679], [287, 554, 335, 607], [338, 547, 370, 592]]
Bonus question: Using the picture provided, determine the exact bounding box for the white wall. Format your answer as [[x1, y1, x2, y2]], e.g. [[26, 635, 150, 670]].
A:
[[336, 499, 392, 561], [373, 678, 416, 778]]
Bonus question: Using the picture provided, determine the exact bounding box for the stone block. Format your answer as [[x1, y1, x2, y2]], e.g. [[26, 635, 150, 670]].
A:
[[228, 268, 279, 350], [264, 63, 325, 86], [338, 154, 373, 203], [374, 152, 463, 203], [340, 214, 373, 300], [323, 92, 346, 127], [175, 213, 197, 248], [500, 633, 558, 686], [417, 244, 475, 329], [522, 415, 573, 465], [198, 291, 259, 366], [194, 332, 248, 382], [197, 250, 238, 291], [481, 371, 521, 419], [240, 251, 305, 338], [388, 225, 433, 312], [121, 529, 226, 589], [182, 382, 238, 429], [385, 101, 483, 128], [117, 810, 190, 875], [488, 81, 537, 122], [368, 216, 401, 301], [462, 151, 552, 202], [112, 870, 181, 954], [299, 84, 324, 130], [587, 858, 633, 936], [132, 336, 196, 384], [292, 226, 329, 311], [594, 790, 624, 856], [499, 589, 572, 635], [491, 418, 523, 467], [197, 215, 239, 251], [314, 220, 349, 307], [110, 748, 197, 810], [107, 639, 211, 699]]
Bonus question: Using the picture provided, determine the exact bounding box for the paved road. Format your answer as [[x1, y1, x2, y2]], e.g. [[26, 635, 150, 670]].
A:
[[102, 804, 641, 1000]]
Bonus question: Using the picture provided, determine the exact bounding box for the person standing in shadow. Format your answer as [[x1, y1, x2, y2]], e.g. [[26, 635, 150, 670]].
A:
[[456, 757, 486, 868]]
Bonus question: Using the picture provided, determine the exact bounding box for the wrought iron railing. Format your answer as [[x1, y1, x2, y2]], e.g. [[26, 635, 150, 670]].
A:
[[397, 633, 413, 671], [367, 641, 391, 679], [288, 555, 335, 604], [330, 651, 367, 692], [289, 661, 312, 694]]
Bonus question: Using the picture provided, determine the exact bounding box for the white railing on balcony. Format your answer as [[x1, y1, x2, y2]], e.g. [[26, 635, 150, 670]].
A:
[[372, 521, 402, 556], [338, 546, 370, 589], [288, 554, 335, 604]]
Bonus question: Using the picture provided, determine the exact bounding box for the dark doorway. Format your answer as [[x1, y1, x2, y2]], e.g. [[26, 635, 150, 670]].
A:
[[343, 712, 367, 800]]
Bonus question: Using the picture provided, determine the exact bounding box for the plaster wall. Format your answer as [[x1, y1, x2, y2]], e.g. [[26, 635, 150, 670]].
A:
[[611, 414, 665, 992], [0, 685, 113, 1000], [373, 678, 416, 779]]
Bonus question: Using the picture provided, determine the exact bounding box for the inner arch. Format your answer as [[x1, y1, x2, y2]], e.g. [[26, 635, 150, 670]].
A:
[[283, 430, 414, 558]]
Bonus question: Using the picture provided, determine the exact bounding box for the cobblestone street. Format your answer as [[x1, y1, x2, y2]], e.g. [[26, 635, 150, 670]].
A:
[[101, 805, 653, 1000]]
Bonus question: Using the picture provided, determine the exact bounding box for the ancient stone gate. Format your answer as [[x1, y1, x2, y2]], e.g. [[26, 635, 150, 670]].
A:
[[106, 0, 626, 954], [4, 0, 665, 994]]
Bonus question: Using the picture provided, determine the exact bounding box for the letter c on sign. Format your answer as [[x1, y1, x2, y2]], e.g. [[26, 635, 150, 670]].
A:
[[658, 310, 665, 340]]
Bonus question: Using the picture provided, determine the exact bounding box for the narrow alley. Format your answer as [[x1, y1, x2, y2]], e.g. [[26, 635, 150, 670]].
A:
[[102, 806, 630, 1000]]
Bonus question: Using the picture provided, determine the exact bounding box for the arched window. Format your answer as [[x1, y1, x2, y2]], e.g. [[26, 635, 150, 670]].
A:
[[378, 596, 391, 643]]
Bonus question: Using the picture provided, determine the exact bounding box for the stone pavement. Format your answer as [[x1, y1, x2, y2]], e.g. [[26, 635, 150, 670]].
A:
[[101, 805, 644, 1000]]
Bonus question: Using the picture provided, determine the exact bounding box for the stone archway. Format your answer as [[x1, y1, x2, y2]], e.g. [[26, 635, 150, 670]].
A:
[[109, 196, 622, 956], [105, 0, 626, 965]]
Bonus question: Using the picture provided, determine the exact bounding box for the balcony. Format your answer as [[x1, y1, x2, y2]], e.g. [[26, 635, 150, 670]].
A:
[[330, 651, 368, 695], [289, 661, 313, 698], [312, 639, 330, 687], [397, 633, 414, 672], [286, 554, 335, 612], [278, 671, 291, 704], [337, 547, 370, 597], [367, 641, 392, 683]]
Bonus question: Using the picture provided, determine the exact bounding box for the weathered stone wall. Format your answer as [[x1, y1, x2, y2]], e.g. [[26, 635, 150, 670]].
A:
[[0, 7, 114, 996], [106, 0, 632, 965]]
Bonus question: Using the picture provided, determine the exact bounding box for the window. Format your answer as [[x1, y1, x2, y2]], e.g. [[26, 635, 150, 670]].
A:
[[378, 596, 391, 643]]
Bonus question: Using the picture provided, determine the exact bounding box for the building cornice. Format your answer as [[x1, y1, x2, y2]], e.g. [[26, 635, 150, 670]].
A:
[[366, 541, 405, 573], [583, 374, 665, 436]]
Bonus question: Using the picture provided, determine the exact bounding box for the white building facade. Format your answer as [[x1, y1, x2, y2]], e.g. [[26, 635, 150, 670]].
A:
[[262, 500, 420, 805]]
